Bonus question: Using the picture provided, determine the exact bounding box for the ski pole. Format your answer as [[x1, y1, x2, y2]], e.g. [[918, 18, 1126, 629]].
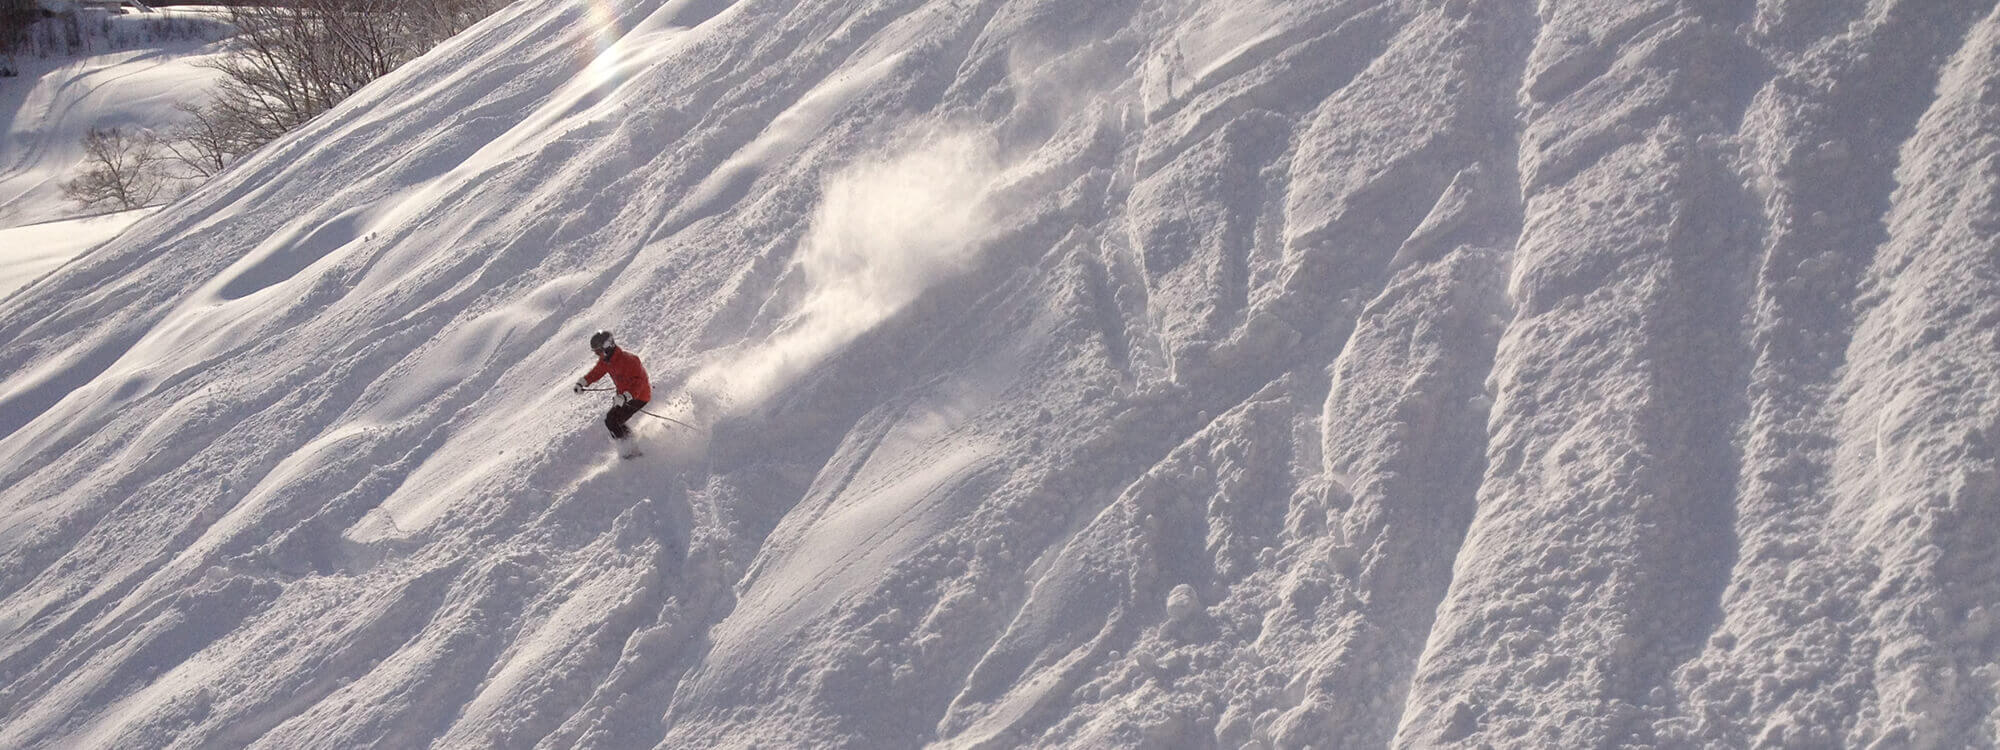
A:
[[576, 386, 694, 429], [638, 409, 695, 429]]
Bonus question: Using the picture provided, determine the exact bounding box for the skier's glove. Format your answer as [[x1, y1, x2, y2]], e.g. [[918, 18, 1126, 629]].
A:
[[572, 379, 587, 393]]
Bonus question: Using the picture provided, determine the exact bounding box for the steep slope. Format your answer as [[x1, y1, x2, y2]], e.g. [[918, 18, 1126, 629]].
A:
[[1, 0, 1995, 748]]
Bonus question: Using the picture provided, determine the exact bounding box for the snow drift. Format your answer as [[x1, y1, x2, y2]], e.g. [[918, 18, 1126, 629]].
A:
[[2, 0, 1997, 748]]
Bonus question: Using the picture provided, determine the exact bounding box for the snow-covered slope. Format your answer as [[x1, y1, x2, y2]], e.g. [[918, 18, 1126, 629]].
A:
[[0, 207, 156, 297], [1, 0, 1996, 748]]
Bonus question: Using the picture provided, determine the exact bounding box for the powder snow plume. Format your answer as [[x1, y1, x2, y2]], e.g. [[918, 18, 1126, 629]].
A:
[[686, 128, 1001, 414]]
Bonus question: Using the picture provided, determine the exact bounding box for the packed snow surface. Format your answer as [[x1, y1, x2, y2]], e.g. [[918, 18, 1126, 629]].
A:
[[2, 0, 1997, 748]]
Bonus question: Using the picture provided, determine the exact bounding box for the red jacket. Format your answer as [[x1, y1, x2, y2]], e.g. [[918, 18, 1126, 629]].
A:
[[582, 348, 651, 402]]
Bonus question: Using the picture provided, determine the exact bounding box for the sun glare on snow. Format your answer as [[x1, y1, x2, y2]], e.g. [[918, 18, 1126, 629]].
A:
[[579, 0, 625, 88]]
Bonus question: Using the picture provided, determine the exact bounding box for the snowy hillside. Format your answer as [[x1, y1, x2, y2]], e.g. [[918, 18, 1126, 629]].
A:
[[2, 0, 1997, 747], [0, 8, 232, 297], [0, 9, 231, 228]]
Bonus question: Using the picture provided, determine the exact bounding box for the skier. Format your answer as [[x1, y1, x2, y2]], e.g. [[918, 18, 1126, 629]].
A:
[[573, 330, 651, 456]]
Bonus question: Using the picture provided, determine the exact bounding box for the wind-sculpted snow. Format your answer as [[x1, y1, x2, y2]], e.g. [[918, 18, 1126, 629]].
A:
[[1, 0, 1997, 748]]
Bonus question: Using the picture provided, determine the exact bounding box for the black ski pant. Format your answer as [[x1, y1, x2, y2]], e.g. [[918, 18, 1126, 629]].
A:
[[606, 399, 647, 439]]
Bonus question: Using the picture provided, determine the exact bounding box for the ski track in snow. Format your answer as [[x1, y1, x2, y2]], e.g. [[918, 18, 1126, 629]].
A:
[[1, 0, 1998, 748]]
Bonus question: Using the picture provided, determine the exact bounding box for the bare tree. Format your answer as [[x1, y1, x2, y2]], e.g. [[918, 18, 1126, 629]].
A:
[[167, 0, 507, 175], [63, 126, 165, 211], [160, 100, 249, 180], [0, 0, 37, 70]]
